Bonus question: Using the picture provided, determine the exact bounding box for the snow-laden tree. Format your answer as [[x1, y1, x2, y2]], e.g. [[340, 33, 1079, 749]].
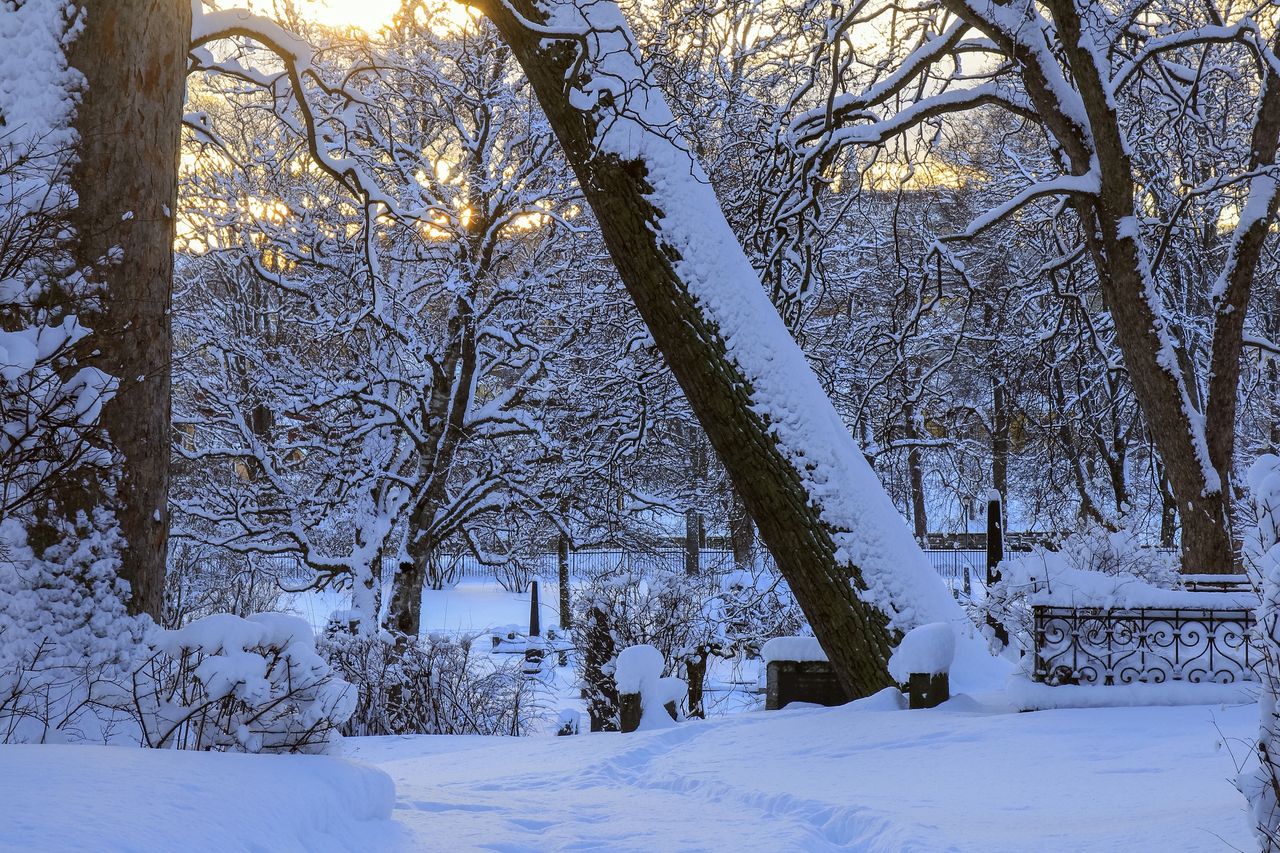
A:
[[775, 0, 1280, 571], [178, 3, 673, 635], [471, 0, 966, 696]]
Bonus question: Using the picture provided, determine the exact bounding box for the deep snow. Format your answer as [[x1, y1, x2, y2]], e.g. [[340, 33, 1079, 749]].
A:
[[0, 684, 1256, 851], [0, 744, 399, 852], [345, 694, 1256, 852]]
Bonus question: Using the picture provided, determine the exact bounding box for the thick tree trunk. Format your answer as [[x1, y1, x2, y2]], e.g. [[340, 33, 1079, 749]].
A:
[[63, 1, 189, 619], [1043, 0, 1269, 572], [474, 0, 961, 697]]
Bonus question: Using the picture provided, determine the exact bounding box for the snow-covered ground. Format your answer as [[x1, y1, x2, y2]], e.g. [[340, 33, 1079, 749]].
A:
[[0, 743, 400, 852], [2, 579, 1258, 851], [348, 694, 1255, 852], [0, 692, 1253, 851]]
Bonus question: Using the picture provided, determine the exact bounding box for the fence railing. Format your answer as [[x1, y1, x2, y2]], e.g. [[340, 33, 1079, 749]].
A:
[[262, 547, 992, 591], [1032, 605, 1261, 686]]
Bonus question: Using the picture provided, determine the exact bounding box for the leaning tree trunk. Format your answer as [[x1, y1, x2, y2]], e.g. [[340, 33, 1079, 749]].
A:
[[474, 0, 961, 698], [62, 0, 189, 619]]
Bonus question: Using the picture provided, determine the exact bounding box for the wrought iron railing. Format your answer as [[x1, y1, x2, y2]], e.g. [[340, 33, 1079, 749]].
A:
[[1032, 606, 1261, 686]]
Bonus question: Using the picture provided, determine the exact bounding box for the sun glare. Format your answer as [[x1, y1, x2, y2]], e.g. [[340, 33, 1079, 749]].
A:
[[298, 0, 402, 29]]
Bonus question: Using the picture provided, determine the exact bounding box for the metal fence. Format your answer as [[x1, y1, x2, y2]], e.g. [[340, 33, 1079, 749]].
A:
[[1032, 605, 1261, 686], [264, 547, 991, 588]]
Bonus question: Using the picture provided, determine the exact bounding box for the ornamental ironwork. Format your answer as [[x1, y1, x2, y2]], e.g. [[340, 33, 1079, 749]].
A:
[[1032, 606, 1261, 686]]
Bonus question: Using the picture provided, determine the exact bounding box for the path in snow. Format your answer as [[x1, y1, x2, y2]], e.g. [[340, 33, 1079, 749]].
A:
[[348, 694, 1256, 852]]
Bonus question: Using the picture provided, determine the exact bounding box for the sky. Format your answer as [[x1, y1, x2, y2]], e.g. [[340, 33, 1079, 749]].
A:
[[271, 0, 403, 29]]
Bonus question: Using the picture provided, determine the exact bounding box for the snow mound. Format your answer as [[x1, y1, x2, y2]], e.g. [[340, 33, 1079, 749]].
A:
[[615, 644, 686, 730], [761, 636, 827, 663], [616, 644, 665, 694], [888, 622, 955, 683], [0, 744, 398, 851]]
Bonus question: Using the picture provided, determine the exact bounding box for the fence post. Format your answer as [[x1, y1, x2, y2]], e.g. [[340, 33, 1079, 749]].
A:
[[557, 534, 571, 629], [986, 491, 1008, 646]]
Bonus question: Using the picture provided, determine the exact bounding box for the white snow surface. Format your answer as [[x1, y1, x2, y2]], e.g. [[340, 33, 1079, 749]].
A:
[[343, 695, 1256, 852], [1007, 675, 1260, 711], [614, 643, 665, 694], [0, 744, 398, 852], [761, 635, 827, 663], [887, 621, 955, 682]]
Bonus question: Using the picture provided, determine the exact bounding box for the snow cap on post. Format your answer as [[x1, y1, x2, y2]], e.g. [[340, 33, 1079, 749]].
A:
[[888, 622, 956, 684]]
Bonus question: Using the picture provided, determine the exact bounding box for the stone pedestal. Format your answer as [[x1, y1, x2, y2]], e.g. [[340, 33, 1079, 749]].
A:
[[905, 672, 948, 709], [765, 660, 847, 710]]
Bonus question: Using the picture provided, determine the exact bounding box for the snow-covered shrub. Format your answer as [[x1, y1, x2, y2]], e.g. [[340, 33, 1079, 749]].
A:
[[131, 613, 354, 754], [321, 629, 539, 736], [977, 522, 1180, 654], [572, 566, 708, 727], [0, 512, 146, 744], [1242, 454, 1280, 849]]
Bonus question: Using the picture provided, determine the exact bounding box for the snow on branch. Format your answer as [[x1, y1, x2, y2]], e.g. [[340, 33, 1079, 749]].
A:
[[947, 172, 1100, 240]]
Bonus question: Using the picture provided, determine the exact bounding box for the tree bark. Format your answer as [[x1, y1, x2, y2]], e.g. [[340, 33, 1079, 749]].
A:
[[63, 0, 189, 619], [474, 0, 923, 698]]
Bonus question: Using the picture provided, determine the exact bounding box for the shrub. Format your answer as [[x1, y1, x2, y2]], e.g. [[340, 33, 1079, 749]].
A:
[[131, 613, 354, 754], [976, 522, 1180, 655], [321, 628, 540, 736]]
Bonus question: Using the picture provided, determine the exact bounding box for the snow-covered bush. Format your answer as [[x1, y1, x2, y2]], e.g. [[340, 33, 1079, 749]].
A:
[[977, 523, 1180, 654], [572, 566, 710, 727], [131, 613, 354, 754], [0, 513, 146, 744], [321, 628, 539, 736], [1242, 454, 1280, 849]]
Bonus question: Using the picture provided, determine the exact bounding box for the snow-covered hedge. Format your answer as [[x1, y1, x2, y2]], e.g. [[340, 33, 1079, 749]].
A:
[[1243, 455, 1280, 850], [0, 514, 147, 744], [131, 613, 354, 754], [978, 523, 1185, 655]]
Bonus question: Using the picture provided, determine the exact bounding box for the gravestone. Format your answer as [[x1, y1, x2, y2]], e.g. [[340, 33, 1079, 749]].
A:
[[905, 672, 949, 709], [765, 660, 847, 710]]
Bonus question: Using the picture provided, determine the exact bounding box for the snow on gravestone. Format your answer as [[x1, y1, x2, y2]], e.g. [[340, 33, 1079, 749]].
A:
[[888, 622, 955, 709], [615, 645, 686, 732]]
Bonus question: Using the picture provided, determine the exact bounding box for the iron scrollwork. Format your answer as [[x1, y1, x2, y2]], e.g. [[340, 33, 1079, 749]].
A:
[[1032, 606, 1260, 686]]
